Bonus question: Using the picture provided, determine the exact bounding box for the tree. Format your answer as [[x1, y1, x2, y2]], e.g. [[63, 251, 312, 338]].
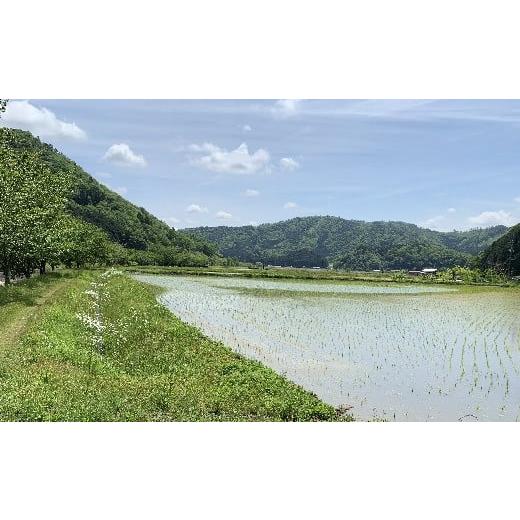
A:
[[0, 99, 7, 116], [1, 128, 220, 269], [0, 129, 71, 283], [58, 218, 114, 268]]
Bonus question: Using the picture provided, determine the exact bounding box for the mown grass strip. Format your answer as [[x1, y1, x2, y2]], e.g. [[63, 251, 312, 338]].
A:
[[0, 272, 79, 350]]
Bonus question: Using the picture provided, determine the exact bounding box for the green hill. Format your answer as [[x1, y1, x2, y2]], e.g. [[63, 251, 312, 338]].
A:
[[0, 129, 219, 266], [479, 223, 520, 276], [183, 216, 507, 270]]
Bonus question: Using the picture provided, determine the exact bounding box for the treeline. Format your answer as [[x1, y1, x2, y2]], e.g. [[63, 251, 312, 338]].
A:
[[184, 216, 508, 271], [479, 223, 520, 276], [0, 128, 96, 283], [0, 125, 229, 282]]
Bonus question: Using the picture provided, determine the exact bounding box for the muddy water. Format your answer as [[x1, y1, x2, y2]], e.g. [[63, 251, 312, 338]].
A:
[[135, 274, 520, 421]]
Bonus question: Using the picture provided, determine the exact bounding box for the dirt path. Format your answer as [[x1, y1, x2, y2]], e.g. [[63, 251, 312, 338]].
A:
[[0, 277, 72, 350]]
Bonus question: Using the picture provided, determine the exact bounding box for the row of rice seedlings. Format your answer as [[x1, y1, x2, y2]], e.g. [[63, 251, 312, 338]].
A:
[[139, 274, 520, 421]]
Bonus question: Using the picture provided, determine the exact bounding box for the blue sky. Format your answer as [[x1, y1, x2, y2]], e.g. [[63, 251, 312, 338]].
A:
[[2, 99, 520, 230]]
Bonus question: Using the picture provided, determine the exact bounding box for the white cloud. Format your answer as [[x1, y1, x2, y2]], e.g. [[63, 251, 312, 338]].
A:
[[186, 204, 208, 214], [101, 182, 128, 197], [447, 207, 456, 213], [114, 186, 128, 196], [163, 216, 180, 226], [0, 100, 87, 140], [514, 196, 520, 203], [188, 142, 219, 153], [243, 189, 260, 197], [284, 201, 298, 209], [189, 142, 270, 174], [467, 210, 516, 227], [272, 99, 302, 118], [339, 100, 435, 119], [216, 210, 233, 220], [242, 124, 252, 132], [422, 215, 446, 230], [280, 157, 300, 171], [103, 143, 147, 168]]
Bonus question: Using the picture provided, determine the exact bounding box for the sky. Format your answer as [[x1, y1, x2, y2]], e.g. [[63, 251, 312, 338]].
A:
[[1, 99, 520, 231]]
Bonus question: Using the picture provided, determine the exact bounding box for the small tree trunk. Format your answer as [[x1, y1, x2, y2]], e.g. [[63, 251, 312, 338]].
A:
[[39, 261, 46, 275], [4, 268, 11, 285]]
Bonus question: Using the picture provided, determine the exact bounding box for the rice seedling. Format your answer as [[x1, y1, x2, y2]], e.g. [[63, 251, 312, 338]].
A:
[[137, 273, 520, 421]]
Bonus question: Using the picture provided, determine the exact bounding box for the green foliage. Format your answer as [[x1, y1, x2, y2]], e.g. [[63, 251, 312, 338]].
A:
[[440, 226, 509, 255], [125, 264, 516, 287], [435, 266, 509, 284], [183, 216, 507, 270], [56, 217, 115, 268], [0, 129, 72, 281], [0, 271, 340, 421], [0, 128, 219, 269], [479, 223, 520, 276]]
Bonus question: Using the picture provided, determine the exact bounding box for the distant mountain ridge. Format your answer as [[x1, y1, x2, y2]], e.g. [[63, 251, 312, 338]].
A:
[[182, 216, 508, 270]]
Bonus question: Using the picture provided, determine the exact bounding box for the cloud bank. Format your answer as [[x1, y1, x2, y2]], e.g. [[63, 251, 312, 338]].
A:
[[1, 100, 86, 140], [467, 210, 516, 227]]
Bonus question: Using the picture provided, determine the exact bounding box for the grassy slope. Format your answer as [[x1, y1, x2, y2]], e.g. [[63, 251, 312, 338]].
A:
[[0, 271, 340, 421]]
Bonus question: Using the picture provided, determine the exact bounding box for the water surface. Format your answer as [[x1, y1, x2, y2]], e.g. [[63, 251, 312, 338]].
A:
[[136, 274, 520, 421]]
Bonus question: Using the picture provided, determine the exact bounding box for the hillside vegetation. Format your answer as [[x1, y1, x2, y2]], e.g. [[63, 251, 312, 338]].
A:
[[0, 128, 220, 269], [183, 217, 507, 270], [480, 223, 520, 276]]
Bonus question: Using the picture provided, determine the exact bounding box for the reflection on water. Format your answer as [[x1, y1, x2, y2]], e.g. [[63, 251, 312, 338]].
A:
[[135, 274, 520, 421]]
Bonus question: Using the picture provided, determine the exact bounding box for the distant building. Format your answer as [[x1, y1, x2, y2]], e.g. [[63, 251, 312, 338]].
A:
[[408, 268, 438, 276]]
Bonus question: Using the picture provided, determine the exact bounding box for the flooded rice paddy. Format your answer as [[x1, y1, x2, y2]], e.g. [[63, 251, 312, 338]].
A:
[[136, 274, 520, 421]]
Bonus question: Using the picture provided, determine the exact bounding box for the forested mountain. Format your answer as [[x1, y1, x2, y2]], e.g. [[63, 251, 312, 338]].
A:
[[0, 129, 219, 266], [479, 224, 520, 276], [1, 128, 511, 273], [183, 217, 508, 270]]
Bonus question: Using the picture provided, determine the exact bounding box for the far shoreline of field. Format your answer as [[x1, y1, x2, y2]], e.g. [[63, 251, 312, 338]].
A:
[[122, 265, 520, 290]]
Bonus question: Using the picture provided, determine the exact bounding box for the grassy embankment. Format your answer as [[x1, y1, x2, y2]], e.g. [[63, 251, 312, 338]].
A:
[[124, 264, 519, 287], [0, 270, 341, 421]]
